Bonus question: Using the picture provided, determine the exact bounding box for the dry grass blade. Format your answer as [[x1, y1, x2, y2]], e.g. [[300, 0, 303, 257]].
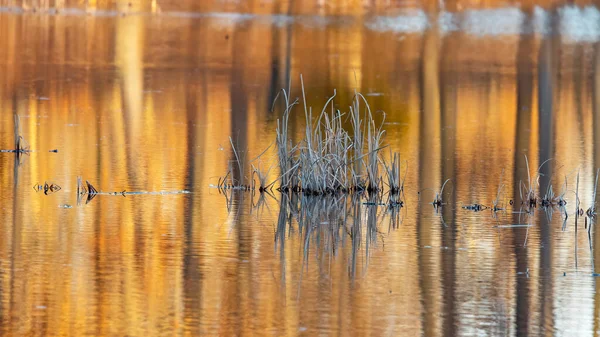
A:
[[492, 169, 505, 211], [433, 179, 452, 207], [77, 176, 86, 195], [523, 154, 536, 207], [381, 151, 404, 195], [229, 136, 245, 188]]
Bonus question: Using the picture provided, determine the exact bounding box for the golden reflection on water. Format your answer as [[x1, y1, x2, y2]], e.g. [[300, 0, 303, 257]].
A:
[[1, 10, 600, 336]]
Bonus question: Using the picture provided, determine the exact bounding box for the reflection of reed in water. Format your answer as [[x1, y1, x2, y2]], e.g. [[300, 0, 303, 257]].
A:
[[273, 193, 403, 281]]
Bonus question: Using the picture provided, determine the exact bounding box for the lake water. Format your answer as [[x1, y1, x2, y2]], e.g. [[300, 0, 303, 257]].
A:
[[1, 7, 600, 336]]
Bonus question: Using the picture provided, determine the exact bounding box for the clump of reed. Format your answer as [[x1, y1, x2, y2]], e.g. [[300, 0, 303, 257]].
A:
[[515, 156, 576, 211], [219, 77, 404, 199], [380, 151, 405, 195], [519, 155, 539, 208], [294, 86, 353, 195], [540, 176, 568, 208], [268, 76, 397, 196], [251, 160, 275, 193], [517, 155, 561, 209]]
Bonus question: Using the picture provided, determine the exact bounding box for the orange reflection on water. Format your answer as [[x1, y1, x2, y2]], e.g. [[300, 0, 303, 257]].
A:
[[0, 8, 600, 337]]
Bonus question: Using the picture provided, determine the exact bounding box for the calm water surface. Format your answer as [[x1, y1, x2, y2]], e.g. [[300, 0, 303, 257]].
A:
[[1, 8, 600, 336]]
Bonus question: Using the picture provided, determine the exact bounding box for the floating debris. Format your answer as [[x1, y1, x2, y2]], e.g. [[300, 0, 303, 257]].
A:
[[77, 176, 190, 205], [49, 149, 58, 153], [76, 176, 97, 204], [493, 224, 532, 228], [388, 200, 403, 208], [86, 180, 98, 194], [58, 204, 73, 209], [33, 181, 62, 195], [462, 203, 487, 211], [362, 201, 385, 206]]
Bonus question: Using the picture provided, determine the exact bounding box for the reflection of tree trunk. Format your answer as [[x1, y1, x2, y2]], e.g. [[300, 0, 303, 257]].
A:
[[440, 32, 457, 337], [230, 24, 249, 187], [592, 41, 600, 336], [513, 15, 534, 337], [573, 45, 586, 127], [417, 26, 441, 337], [595, 43, 600, 173], [275, 196, 288, 290], [183, 77, 203, 336], [114, 21, 144, 317], [538, 42, 554, 188], [268, 7, 292, 112], [538, 29, 556, 336], [116, 15, 144, 186], [116, 15, 144, 128], [92, 80, 107, 336], [1, 25, 20, 329], [230, 21, 250, 337], [8, 92, 21, 332]]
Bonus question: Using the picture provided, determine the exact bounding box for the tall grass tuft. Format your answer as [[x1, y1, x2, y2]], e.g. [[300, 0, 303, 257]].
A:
[[223, 76, 401, 197], [269, 76, 394, 196], [381, 151, 405, 195]]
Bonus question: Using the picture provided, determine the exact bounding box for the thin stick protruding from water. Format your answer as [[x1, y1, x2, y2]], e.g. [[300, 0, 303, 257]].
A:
[[588, 168, 600, 217]]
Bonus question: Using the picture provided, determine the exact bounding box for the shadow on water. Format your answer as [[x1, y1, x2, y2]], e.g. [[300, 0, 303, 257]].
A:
[[537, 13, 557, 335], [594, 38, 600, 337], [513, 10, 536, 337]]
